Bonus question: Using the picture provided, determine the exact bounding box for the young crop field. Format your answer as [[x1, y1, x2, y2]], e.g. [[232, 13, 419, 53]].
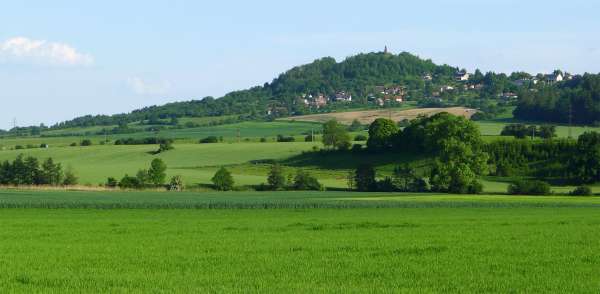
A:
[[0, 190, 599, 292]]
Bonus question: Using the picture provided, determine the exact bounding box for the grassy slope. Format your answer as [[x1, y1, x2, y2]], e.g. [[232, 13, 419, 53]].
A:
[[1, 193, 600, 292], [0, 121, 322, 147], [0, 142, 321, 186]]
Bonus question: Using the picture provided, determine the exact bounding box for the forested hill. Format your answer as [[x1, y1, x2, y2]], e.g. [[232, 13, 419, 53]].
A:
[[51, 52, 459, 129]]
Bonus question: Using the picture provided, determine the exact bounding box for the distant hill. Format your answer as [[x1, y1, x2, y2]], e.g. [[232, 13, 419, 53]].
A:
[[50, 51, 460, 129]]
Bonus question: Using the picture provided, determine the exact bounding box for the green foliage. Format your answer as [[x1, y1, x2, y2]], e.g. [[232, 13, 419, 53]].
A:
[[277, 135, 296, 142], [508, 180, 551, 195], [63, 167, 78, 186], [267, 164, 286, 190], [148, 159, 168, 186], [567, 132, 600, 184], [106, 177, 118, 188], [354, 164, 377, 192], [322, 120, 351, 150], [514, 74, 600, 124], [367, 118, 398, 151], [199, 136, 219, 144], [80, 139, 93, 146], [570, 186, 592, 196], [167, 175, 184, 191], [212, 167, 235, 191], [0, 155, 67, 186], [118, 174, 142, 189], [353, 134, 367, 141], [292, 170, 323, 191]]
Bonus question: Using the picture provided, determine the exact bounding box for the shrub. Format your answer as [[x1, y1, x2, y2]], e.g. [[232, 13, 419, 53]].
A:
[[80, 139, 93, 146], [40, 143, 49, 148], [167, 175, 184, 191], [304, 135, 314, 142], [212, 167, 234, 191], [354, 134, 367, 141], [106, 177, 118, 188], [260, 137, 267, 143], [508, 180, 551, 195], [277, 135, 295, 142], [199, 136, 219, 144], [14, 145, 24, 150], [63, 167, 78, 186], [293, 170, 323, 191], [570, 186, 593, 196], [118, 175, 141, 189], [70, 142, 78, 147], [157, 141, 174, 153]]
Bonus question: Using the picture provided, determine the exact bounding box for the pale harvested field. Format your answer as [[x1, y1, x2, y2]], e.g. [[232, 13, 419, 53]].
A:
[[280, 107, 477, 124]]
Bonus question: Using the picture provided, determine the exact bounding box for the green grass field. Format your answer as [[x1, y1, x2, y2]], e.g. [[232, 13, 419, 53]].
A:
[[1, 190, 600, 292]]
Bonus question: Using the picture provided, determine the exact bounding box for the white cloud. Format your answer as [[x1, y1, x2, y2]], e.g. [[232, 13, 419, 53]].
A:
[[127, 77, 171, 95], [0, 37, 94, 66]]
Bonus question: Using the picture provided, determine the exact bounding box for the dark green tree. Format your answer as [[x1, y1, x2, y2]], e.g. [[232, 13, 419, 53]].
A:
[[212, 167, 234, 191], [367, 118, 399, 151], [267, 164, 286, 190]]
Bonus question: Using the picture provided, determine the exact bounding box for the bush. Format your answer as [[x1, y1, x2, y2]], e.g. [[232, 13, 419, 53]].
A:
[[63, 167, 78, 186], [508, 180, 551, 195], [70, 142, 78, 147], [14, 145, 24, 150], [304, 135, 314, 142], [167, 175, 184, 191], [260, 137, 267, 143], [157, 141, 174, 153], [199, 136, 219, 144], [354, 134, 367, 141], [570, 186, 593, 196], [80, 139, 93, 146], [118, 175, 141, 189], [106, 177, 118, 188], [212, 167, 234, 191], [293, 170, 323, 191], [277, 135, 295, 142]]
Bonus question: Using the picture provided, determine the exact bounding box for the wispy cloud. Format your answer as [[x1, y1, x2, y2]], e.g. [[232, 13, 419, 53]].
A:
[[0, 37, 94, 66], [127, 77, 171, 95]]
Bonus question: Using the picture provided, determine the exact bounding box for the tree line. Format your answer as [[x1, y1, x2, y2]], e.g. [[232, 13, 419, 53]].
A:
[[0, 155, 77, 186]]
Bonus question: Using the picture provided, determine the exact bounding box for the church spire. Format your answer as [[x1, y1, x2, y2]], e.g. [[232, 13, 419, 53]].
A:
[[384, 46, 388, 54]]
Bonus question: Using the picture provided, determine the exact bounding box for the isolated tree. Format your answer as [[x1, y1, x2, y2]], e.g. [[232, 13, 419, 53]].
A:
[[212, 167, 234, 191], [148, 158, 167, 186], [367, 118, 399, 151], [322, 120, 351, 150], [267, 164, 286, 190], [136, 169, 150, 187]]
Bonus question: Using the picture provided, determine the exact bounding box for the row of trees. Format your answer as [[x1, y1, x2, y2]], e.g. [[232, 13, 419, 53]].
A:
[[0, 155, 77, 186]]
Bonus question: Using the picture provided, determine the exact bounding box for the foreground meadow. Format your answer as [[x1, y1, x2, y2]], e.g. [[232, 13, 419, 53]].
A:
[[0, 190, 599, 292]]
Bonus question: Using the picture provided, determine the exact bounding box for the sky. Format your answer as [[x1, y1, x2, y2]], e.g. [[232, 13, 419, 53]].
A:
[[1, 0, 599, 129]]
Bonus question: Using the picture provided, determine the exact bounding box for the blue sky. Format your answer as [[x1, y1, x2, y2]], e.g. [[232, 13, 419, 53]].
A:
[[1, 0, 599, 129]]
